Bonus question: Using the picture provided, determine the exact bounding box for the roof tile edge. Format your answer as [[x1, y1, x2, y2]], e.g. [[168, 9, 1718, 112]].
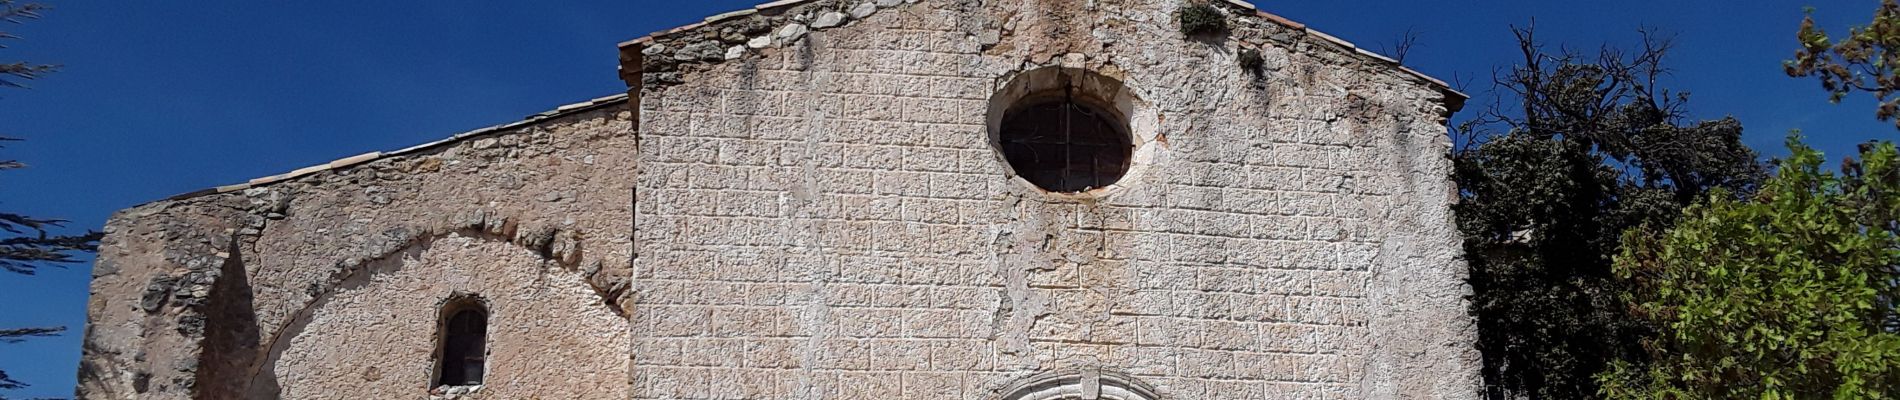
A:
[[613, 0, 1465, 102], [154, 93, 629, 204]]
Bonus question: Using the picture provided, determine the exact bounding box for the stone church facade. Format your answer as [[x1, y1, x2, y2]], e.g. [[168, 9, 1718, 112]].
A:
[[76, 0, 1479, 398]]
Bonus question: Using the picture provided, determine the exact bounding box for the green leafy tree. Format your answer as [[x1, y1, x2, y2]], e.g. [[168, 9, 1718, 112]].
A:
[[1456, 26, 1764, 399], [1604, 2, 1900, 395], [0, 1, 94, 399], [1789, 0, 1900, 129], [1600, 136, 1900, 399]]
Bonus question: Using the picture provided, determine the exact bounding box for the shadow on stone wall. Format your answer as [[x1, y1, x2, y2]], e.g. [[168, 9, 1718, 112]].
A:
[[217, 227, 607, 398], [236, 238, 432, 399], [194, 238, 272, 399]]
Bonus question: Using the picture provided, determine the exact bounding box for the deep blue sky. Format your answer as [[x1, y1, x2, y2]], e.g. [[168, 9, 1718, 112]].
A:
[[0, 1, 1890, 397]]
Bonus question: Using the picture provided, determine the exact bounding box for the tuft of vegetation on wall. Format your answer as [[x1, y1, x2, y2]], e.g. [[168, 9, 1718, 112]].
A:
[[1237, 48, 1264, 75], [1178, 3, 1226, 37]]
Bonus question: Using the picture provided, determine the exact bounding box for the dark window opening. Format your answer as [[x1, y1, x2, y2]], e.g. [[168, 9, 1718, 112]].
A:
[[998, 92, 1132, 193], [437, 304, 487, 386]]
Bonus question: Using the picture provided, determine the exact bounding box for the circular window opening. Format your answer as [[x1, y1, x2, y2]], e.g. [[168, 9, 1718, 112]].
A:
[[997, 91, 1133, 193], [988, 66, 1150, 196]]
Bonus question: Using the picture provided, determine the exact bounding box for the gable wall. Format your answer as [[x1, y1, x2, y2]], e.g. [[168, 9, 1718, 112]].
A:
[[629, 0, 1477, 398]]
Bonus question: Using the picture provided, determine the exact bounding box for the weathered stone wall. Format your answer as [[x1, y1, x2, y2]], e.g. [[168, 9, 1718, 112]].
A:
[[80, 0, 1481, 398], [79, 103, 637, 399], [627, 0, 1477, 399], [262, 233, 628, 399]]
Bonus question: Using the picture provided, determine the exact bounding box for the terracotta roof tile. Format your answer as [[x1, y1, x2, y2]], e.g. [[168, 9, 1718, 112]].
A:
[[754, 0, 810, 12], [1355, 47, 1399, 65], [1254, 10, 1304, 30], [1305, 28, 1355, 50], [704, 9, 759, 24]]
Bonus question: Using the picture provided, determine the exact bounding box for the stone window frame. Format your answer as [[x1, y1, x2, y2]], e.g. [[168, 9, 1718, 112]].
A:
[[986, 64, 1163, 201], [430, 292, 490, 394], [995, 90, 1133, 193], [989, 369, 1165, 400]]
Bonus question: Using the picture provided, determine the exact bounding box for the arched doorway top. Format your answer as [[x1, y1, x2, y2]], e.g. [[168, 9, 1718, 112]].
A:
[[989, 369, 1163, 400]]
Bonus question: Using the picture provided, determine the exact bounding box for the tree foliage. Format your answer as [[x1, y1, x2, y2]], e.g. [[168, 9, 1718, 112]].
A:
[[0, 2, 88, 398], [1600, 137, 1900, 399], [0, 0, 90, 276], [0, 0, 51, 89], [0, 206, 100, 275], [1790, 0, 1900, 129], [1455, 26, 1764, 399], [0, 327, 61, 344]]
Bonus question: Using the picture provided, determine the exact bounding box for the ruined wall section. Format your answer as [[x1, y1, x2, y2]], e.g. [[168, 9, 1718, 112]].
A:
[[81, 102, 638, 399], [80, 196, 250, 399], [629, 0, 1476, 399]]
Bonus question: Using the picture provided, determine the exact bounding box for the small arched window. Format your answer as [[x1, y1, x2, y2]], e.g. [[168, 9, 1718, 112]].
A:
[[436, 297, 487, 387]]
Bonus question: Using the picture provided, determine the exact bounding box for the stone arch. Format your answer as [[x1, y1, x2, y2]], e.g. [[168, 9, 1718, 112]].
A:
[[990, 369, 1164, 400], [243, 228, 628, 399]]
